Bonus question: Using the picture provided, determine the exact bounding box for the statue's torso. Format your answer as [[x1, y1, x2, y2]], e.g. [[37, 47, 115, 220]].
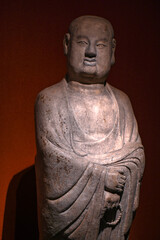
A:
[[69, 92, 116, 140], [67, 81, 118, 142]]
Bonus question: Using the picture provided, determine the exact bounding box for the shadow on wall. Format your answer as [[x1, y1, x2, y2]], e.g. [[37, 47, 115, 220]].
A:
[[2, 165, 39, 240]]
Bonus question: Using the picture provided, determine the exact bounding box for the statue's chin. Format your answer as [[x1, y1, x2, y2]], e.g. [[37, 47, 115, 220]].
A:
[[72, 77, 106, 85], [67, 68, 108, 84], [78, 71, 108, 84]]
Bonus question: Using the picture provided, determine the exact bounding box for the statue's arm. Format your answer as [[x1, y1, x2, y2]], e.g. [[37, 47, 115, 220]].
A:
[[35, 90, 58, 155], [103, 87, 145, 210], [117, 90, 145, 210], [122, 92, 145, 178], [35, 90, 104, 199]]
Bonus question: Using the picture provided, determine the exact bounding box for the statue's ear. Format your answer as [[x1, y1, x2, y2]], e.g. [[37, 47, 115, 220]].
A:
[[63, 33, 70, 55], [111, 38, 116, 65]]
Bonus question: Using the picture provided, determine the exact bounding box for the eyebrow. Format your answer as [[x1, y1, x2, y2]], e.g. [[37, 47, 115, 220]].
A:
[[97, 38, 109, 42], [75, 36, 109, 42], [76, 35, 89, 40]]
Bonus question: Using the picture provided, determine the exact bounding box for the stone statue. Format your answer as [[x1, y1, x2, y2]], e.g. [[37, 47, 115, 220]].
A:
[[35, 16, 145, 240]]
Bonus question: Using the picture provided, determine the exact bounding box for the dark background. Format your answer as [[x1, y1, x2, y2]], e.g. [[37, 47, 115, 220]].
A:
[[0, 0, 160, 239]]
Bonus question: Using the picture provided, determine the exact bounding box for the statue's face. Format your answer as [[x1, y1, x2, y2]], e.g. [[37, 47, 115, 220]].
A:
[[66, 19, 115, 84]]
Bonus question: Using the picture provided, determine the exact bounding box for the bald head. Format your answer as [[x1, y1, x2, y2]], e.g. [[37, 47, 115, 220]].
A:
[[64, 15, 116, 84], [69, 15, 114, 40]]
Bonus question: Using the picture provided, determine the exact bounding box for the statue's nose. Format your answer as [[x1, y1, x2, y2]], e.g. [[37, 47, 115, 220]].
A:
[[85, 44, 96, 58]]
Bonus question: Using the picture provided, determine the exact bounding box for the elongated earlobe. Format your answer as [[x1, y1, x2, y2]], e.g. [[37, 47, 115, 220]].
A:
[[111, 38, 116, 65], [63, 33, 70, 55]]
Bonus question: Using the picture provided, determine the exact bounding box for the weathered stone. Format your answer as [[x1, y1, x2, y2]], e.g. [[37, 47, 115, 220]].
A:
[[35, 15, 145, 240]]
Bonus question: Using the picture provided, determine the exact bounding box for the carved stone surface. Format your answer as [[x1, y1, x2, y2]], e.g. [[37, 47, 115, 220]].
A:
[[35, 16, 145, 240]]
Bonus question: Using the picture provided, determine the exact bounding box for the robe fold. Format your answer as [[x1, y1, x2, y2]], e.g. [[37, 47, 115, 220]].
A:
[[35, 79, 145, 240]]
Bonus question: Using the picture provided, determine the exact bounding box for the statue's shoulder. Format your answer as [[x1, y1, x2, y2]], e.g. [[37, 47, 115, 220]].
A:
[[36, 80, 64, 102], [35, 79, 65, 107], [37, 79, 65, 99], [108, 83, 131, 108]]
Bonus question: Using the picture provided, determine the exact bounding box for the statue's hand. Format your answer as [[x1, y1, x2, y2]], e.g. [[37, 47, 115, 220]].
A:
[[105, 167, 126, 193], [104, 191, 120, 209]]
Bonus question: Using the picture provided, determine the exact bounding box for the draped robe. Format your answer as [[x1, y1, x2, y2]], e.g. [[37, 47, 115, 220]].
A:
[[35, 79, 145, 240]]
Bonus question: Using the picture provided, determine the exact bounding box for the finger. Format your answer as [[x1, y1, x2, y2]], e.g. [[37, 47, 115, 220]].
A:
[[118, 170, 124, 174], [117, 176, 125, 184], [119, 179, 126, 185], [118, 184, 125, 189], [120, 175, 126, 180], [115, 187, 123, 192], [117, 183, 125, 188], [116, 186, 124, 192]]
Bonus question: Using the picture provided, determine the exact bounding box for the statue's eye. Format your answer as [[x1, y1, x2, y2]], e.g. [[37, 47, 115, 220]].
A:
[[77, 41, 88, 46], [96, 43, 107, 49]]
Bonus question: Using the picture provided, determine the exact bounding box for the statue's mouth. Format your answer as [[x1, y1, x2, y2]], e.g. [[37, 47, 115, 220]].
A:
[[83, 58, 96, 66]]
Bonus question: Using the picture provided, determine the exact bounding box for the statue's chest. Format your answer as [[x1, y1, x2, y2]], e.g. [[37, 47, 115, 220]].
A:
[[69, 94, 116, 139]]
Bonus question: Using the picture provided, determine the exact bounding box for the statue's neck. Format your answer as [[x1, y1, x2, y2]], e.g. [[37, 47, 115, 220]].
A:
[[67, 80, 106, 96]]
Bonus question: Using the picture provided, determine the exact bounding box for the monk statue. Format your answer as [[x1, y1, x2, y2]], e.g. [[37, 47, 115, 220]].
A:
[[35, 16, 145, 240]]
